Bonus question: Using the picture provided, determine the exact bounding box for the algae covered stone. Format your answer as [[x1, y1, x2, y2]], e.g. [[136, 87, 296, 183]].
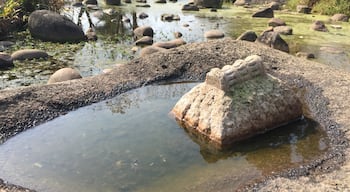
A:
[[171, 55, 302, 148]]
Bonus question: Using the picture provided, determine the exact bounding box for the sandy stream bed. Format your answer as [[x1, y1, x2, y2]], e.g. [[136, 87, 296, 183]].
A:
[[0, 38, 349, 191]]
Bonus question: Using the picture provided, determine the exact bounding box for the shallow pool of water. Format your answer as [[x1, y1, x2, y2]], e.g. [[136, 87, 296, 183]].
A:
[[0, 83, 328, 191]]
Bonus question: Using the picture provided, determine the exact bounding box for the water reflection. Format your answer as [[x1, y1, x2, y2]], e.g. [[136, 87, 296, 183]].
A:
[[0, 83, 328, 191], [187, 118, 328, 173]]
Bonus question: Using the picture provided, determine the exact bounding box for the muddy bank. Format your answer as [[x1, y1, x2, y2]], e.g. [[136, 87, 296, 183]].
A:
[[0, 38, 349, 191]]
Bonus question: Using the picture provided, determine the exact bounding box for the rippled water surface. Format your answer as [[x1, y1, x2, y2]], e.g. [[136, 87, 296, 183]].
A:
[[0, 83, 328, 191]]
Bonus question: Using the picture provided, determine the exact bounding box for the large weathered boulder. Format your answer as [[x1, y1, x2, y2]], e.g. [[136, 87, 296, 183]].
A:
[[28, 10, 86, 43], [194, 0, 223, 8], [171, 55, 302, 147], [252, 8, 274, 18], [311, 20, 328, 32], [256, 31, 289, 53], [236, 30, 257, 42], [0, 52, 13, 69], [330, 14, 349, 22], [153, 38, 186, 49], [47, 68, 82, 84], [133, 26, 154, 39], [11, 49, 48, 61]]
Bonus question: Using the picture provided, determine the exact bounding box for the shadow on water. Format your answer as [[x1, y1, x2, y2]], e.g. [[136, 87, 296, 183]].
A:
[[0, 83, 328, 192]]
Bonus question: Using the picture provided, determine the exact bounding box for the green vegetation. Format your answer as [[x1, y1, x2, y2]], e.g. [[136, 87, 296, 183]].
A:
[[313, 0, 350, 15], [0, 0, 64, 18], [286, 0, 350, 15]]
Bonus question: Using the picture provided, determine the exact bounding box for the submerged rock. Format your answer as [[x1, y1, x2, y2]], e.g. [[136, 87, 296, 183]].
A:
[[105, 0, 121, 5], [11, 49, 49, 61], [311, 20, 328, 32], [28, 10, 86, 43], [47, 68, 82, 84], [171, 55, 302, 147], [0, 52, 14, 69], [161, 14, 180, 21]]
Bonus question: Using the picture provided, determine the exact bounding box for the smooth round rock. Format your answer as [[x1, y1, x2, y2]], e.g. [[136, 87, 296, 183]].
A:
[[134, 26, 154, 39], [140, 46, 167, 57], [11, 49, 49, 61], [273, 26, 293, 35], [268, 18, 286, 27], [28, 10, 86, 43], [330, 14, 349, 22], [153, 38, 186, 49], [135, 36, 153, 46], [47, 68, 82, 84], [204, 30, 225, 39]]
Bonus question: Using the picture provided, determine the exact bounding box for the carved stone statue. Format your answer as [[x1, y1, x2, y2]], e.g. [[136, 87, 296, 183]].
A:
[[171, 55, 303, 148]]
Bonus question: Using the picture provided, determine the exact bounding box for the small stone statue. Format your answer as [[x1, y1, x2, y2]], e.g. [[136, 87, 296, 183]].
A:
[[171, 55, 303, 148]]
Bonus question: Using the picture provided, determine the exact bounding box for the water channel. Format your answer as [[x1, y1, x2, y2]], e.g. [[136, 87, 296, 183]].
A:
[[0, 0, 349, 89], [0, 83, 328, 191]]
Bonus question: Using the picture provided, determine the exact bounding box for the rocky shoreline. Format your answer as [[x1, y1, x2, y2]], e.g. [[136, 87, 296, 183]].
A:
[[0, 38, 349, 191]]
